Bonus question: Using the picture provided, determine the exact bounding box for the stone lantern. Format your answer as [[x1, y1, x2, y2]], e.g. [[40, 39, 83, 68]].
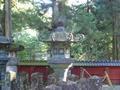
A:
[[43, 0, 79, 81], [0, 25, 10, 90], [6, 44, 24, 81], [44, 21, 78, 81]]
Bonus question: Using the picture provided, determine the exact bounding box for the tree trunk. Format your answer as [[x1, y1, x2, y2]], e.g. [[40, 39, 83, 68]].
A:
[[4, 0, 12, 39], [52, 0, 59, 26], [111, 0, 120, 60], [110, 0, 117, 60]]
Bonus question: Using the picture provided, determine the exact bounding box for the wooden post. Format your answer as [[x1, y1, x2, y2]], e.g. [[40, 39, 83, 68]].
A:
[[52, 0, 59, 25], [104, 71, 112, 86], [80, 68, 84, 78]]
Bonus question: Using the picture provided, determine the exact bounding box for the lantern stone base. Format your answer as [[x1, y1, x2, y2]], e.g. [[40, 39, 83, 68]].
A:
[[48, 58, 74, 81]]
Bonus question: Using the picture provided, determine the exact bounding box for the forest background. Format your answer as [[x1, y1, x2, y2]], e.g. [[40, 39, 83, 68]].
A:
[[0, 0, 120, 60]]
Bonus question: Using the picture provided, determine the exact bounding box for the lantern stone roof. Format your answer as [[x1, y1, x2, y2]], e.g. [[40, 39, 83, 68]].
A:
[[0, 60, 9, 64], [0, 51, 9, 64], [73, 60, 120, 66], [44, 33, 79, 43], [48, 58, 75, 64], [0, 56, 9, 61], [0, 24, 11, 45], [44, 24, 79, 42], [0, 36, 10, 45], [0, 57, 8, 61], [7, 57, 18, 66]]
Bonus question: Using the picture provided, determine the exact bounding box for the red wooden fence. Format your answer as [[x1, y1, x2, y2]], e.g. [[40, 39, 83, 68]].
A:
[[71, 66, 120, 84], [17, 65, 49, 80], [18, 65, 120, 84]]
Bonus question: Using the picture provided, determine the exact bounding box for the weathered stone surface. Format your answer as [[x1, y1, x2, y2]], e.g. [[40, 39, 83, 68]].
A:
[[66, 81, 79, 90], [77, 78, 88, 90], [11, 79, 17, 90], [16, 72, 104, 90], [47, 73, 57, 85], [31, 72, 44, 90], [18, 72, 30, 90], [45, 84, 62, 90], [88, 76, 103, 90]]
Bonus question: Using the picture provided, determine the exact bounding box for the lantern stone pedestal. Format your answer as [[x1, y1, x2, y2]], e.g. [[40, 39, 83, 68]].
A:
[[48, 58, 74, 81]]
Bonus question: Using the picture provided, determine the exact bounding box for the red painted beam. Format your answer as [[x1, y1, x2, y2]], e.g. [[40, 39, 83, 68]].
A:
[[71, 66, 120, 84]]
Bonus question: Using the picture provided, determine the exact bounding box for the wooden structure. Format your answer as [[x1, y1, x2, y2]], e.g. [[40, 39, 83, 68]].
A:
[[18, 60, 49, 81], [71, 60, 120, 85], [17, 60, 120, 85]]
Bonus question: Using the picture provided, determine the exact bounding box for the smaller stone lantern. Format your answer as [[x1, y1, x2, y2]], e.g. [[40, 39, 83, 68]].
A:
[[44, 21, 78, 81], [43, 0, 80, 81]]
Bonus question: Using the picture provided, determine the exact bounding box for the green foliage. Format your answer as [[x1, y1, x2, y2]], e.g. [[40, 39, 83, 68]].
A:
[[11, 0, 119, 60], [12, 5, 49, 32], [0, 0, 5, 33], [12, 0, 50, 60], [92, 0, 120, 60], [66, 4, 113, 60], [14, 31, 48, 60]]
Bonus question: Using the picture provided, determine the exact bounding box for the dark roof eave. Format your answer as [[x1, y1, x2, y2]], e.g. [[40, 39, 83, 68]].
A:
[[73, 60, 120, 66], [0, 36, 11, 44]]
